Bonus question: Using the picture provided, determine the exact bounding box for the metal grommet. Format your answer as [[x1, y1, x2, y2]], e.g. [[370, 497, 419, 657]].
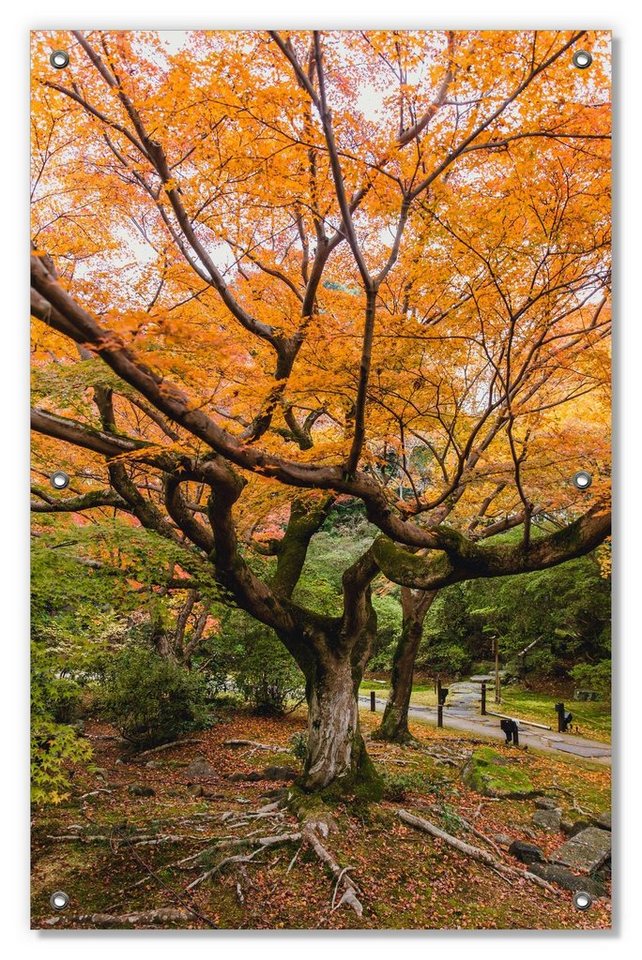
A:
[[572, 470, 593, 490], [572, 50, 592, 70], [50, 890, 70, 911], [573, 890, 593, 911], [49, 50, 70, 70], [50, 470, 70, 490]]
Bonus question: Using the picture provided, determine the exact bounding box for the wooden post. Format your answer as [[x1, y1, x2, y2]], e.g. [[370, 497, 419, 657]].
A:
[[494, 638, 501, 704], [556, 702, 564, 733], [370, 691, 376, 712], [437, 703, 443, 728], [481, 681, 486, 715], [513, 722, 519, 747], [437, 677, 442, 703]]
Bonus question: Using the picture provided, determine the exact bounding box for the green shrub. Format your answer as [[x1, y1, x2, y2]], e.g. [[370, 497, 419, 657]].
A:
[[290, 731, 308, 762], [420, 548, 611, 683], [48, 675, 84, 723], [369, 594, 403, 670], [570, 660, 611, 699], [31, 642, 92, 804], [436, 802, 466, 835], [418, 641, 472, 676], [31, 718, 92, 805], [102, 647, 211, 747], [382, 771, 428, 801], [212, 613, 305, 716], [234, 639, 305, 715]]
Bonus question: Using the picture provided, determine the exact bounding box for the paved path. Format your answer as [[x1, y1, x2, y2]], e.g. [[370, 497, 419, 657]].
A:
[[359, 680, 611, 765]]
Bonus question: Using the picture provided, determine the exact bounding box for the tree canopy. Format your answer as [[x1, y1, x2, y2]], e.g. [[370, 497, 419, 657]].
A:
[[31, 30, 611, 789]]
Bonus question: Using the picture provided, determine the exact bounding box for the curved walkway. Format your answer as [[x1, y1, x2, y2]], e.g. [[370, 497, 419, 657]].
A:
[[359, 683, 611, 765]]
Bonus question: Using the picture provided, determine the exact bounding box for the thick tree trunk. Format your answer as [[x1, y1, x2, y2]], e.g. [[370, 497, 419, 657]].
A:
[[377, 589, 438, 742], [300, 642, 380, 796]]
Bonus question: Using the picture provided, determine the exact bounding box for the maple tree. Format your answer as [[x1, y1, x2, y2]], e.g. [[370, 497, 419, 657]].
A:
[[31, 29, 611, 791]]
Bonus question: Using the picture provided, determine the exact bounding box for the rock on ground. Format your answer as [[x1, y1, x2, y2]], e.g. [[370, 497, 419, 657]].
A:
[[552, 827, 611, 874], [508, 840, 546, 864], [493, 833, 512, 849], [261, 765, 298, 782], [531, 808, 562, 831], [461, 746, 535, 798], [528, 863, 607, 899], [186, 756, 216, 779], [128, 784, 155, 797], [562, 819, 592, 837]]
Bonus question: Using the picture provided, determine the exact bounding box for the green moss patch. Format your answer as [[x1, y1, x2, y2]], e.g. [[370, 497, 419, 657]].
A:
[[462, 746, 535, 798]]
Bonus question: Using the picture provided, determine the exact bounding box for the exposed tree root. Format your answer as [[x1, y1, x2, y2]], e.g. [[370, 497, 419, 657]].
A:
[[417, 802, 505, 857], [197, 845, 267, 880], [75, 908, 191, 927], [48, 833, 214, 847], [186, 831, 302, 890], [543, 784, 591, 816], [135, 738, 206, 759], [397, 809, 557, 896], [220, 800, 285, 826], [286, 843, 303, 873], [302, 821, 364, 917], [223, 739, 282, 751], [459, 819, 505, 858], [214, 830, 301, 852]]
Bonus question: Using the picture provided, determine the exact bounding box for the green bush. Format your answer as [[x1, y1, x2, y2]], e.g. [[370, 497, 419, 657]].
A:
[[48, 675, 84, 723], [31, 718, 92, 805], [570, 660, 611, 699], [31, 643, 92, 804], [290, 731, 308, 762], [369, 594, 403, 670], [418, 640, 472, 676], [233, 631, 305, 716], [419, 546, 611, 683], [382, 771, 428, 801], [102, 647, 211, 747], [210, 612, 305, 716]]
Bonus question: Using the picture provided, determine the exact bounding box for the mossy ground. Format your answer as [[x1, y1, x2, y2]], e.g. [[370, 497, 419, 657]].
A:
[[462, 746, 535, 797], [501, 688, 611, 741], [31, 705, 611, 931]]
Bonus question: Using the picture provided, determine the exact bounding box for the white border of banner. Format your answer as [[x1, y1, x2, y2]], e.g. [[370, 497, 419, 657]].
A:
[[5, 3, 640, 956]]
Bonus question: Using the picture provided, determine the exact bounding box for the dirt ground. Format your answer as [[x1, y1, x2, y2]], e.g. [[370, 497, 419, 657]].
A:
[[31, 707, 611, 930]]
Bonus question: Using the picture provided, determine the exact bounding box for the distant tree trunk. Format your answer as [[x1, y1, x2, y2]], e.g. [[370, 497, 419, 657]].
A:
[[376, 588, 438, 742]]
